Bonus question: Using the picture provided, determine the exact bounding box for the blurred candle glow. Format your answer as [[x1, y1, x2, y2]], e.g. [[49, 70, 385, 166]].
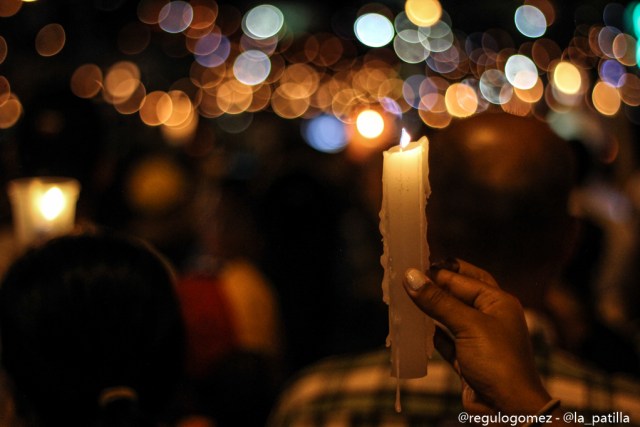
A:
[[8, 177, 80, 249]]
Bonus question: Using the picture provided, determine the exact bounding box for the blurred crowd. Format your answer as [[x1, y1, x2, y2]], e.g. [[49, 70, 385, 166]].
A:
[[0, 89, 639, 426]]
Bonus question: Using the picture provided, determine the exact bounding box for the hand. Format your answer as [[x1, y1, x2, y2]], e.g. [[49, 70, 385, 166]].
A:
[[403, 259, 551, 416]]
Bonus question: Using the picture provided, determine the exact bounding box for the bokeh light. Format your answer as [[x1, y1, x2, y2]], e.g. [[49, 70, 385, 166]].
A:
[[303, 114, 348, 153], [35, 24, 66, 57], [159, 1, 194, 34], [515, 5, 547, 38], [355, 13, 394, 48], [504, 54, 539, 89], [405, 0, 442, 27], [592, 81, 621, 115], [552, 61, 583, 94], [243, 4, 284, 40], [234, 50, 272, 85], [356, 109, 384, 138]]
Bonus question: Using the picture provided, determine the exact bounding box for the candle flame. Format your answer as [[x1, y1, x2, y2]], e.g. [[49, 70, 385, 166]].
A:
[[38, 186, 66, 221], [400, 128, 411, 148]]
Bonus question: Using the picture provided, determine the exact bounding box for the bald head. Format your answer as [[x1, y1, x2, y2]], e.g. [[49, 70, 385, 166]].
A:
[[428, 113, 576, 301]]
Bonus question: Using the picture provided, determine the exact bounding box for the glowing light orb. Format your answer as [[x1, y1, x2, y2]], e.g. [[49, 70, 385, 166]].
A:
[[158, 1, 193, 34], [405, 0, 442, 27], [356, 110, 384, 139], [234, 50, 271, 85], [38, 187, 66, 220], [553, 61, 582, 95], [504, 54, 538, 89], [355, 13, 394, 48], [592, 81, 621, 116], [303, 115, 347, 153], [514, 5, 547, 38], [243, 4, 284, 39]]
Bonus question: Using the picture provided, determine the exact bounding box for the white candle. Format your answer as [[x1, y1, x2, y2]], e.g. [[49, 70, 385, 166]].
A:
[[380, 134, 434, 381], [7, 177, 81, 250]]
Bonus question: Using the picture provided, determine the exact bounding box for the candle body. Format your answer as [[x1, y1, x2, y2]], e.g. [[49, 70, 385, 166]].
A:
[[380, 136, 434, 379]]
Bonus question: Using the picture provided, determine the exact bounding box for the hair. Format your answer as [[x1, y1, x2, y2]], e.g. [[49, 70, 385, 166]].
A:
[[0, 232, 185, 427], [427, 113, 576, 293]]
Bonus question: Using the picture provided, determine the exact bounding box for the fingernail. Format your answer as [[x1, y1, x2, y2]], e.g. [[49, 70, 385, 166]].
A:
[[405, 268, 428, 291], [430, 257, 460, 273]]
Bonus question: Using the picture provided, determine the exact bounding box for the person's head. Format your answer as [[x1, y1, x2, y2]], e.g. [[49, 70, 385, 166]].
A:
[[0, 231, 185, 426], [428, 112, 576, 307]]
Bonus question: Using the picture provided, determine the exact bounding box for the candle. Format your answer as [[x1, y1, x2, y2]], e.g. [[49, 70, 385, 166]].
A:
[[379, 133, 434, 382], [7, 177, 81, 250]]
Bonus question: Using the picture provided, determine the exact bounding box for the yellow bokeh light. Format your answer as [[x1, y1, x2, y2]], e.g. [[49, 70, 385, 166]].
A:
[[405, 0, 442, 27], [356, 109, 384, 139], [552, 61, 582, 95], [38, 187, 65, 221]]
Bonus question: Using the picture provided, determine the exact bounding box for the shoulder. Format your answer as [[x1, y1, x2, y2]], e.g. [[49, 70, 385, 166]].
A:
[[539, 347, 640, 421], [268, 349, 462, 427]]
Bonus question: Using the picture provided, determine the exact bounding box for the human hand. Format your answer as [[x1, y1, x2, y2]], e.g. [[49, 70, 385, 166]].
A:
[[403, 259, 551, 416]]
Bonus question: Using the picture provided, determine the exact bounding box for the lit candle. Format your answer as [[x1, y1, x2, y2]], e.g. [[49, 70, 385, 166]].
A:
[[380, 131, 434, 383], [7, 177, 81, 250]]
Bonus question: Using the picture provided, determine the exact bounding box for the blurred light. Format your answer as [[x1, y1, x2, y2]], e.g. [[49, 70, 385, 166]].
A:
[[70, 64, 103, 99], [217, 80, 253, 114], [479, 69, 512, 104], [599, 59, 625, 87], [35, 24, 66, 57], [380, 97, 403, 117], [303, 114, 347, 153], [612, 33, 637, 66], [0, 0, 22, 17], [243, 4, 284, 40], [216, 112, 253, 133], [159, 1, 194, 34], [195, 35, 231, 67], [355, 13, 394, 48], [552, 61, 582, 94], [633, 3, 640, 37], [139, 91, 173, 126], [504, 54, 538, 89], [592, 81, 621, 115], [356, 109, 384, 138], [394, 34, 429, 63], [192, 30, 223, 55], [405, 0, 442, 27], [126, 156, 188, 214], [38, 187, 65, 221], [515, 5, 547, 38], [619, 73, 640, 106], [423, 21, 453, 53], [0, 37, 7, 64], [445, 82, 477, 117], [0, 95, 22, 129], [118, 22, 151, 55], [525, 0, 555, 26], [234, 50, 271, 85], [514, 78, 544, 103], [597, 26, 621, 59], [0, 76, 9, 105]]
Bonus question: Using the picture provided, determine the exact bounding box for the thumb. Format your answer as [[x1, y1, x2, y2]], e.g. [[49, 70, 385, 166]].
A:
[[404, 268, 479, 336]]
